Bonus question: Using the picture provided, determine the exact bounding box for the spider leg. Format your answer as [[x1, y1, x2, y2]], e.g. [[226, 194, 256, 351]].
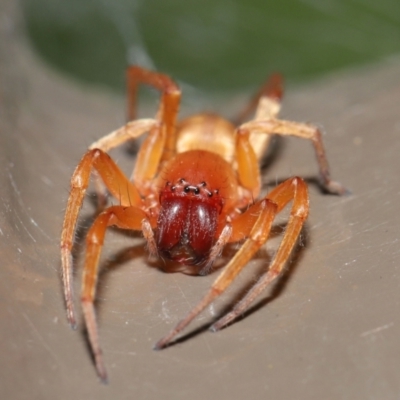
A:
[[61, 149, 143, 328], [237, 119, 348, 195], [154, 197, 280, 350], [233, 73, 283, 125], [88, 119, 157, 152], [80, 205, 150, 383], [88, 119, 157, 209], [126, 66, 181, 168], [211, 176, 309, 331], [89, 66, 182, 198], [234, 73, 283, 161]]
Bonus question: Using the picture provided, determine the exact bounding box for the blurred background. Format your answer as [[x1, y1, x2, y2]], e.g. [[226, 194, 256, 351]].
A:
[[20, 0, 400, 93], [2, 1, 400, 399]]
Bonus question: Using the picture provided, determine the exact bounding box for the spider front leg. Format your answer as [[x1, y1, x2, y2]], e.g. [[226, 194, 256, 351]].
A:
[[80, 205, 153, 382], [211, 176, 309, 331], [61, 147, 145, 328]]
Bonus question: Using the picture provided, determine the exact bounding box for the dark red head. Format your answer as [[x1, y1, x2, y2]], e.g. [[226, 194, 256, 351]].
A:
[[156, 179, 223, 266]]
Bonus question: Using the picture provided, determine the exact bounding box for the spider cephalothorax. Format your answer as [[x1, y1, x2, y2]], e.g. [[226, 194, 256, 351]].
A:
[[156, 150, 230, 266]]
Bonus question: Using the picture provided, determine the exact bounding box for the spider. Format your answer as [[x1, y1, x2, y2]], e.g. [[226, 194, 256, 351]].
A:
[[61, 66, 347, 382]]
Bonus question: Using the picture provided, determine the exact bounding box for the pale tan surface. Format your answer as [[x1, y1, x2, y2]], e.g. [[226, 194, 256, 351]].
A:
[[1, 1, 400, 399]]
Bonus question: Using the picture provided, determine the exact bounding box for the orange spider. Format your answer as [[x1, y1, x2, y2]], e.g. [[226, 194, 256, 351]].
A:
[[61, 66, 346, 382]]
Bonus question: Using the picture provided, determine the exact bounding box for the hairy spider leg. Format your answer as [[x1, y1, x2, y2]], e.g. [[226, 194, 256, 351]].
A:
[[80, 205, 151, 383], [154, 177, 308, 349]]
